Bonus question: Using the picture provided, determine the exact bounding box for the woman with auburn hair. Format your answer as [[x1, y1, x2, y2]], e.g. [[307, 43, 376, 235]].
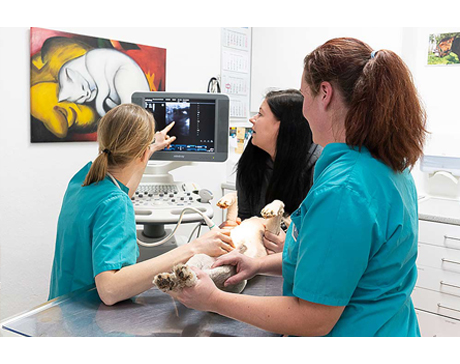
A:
[[49, 103, 235, 306], [164, 38, 427, 337]]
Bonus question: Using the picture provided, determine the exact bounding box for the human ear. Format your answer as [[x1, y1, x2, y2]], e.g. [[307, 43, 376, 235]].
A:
[[319, 81, 333, 110], [140, 146, 151, 164]]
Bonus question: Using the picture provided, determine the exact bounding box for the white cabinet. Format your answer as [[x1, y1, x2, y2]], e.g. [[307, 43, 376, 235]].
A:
[[414, 207, 460, 336], [415, 309, 460, 337]]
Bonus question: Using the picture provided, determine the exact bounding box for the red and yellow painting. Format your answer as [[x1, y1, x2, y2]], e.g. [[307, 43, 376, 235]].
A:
[[30, 27, 166, 142]]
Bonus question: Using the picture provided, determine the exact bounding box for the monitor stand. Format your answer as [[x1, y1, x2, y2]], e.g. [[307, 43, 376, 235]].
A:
[[142, 161, 195, 184], [135, 161, 207, 261], [136, 227, 178, 261]]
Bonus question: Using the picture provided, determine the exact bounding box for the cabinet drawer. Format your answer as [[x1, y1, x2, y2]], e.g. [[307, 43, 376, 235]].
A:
[[416, 265, 460, 297], [415, 309, 460, 337], [412, 286, 460, 320], [419, 220, 460, 250], [417, 244, 460, 274]]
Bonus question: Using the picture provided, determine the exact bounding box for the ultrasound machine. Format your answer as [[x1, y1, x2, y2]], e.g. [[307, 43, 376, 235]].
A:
[[131, 92, 229, 259]]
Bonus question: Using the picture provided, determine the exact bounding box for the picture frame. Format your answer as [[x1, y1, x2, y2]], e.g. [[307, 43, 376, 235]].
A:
[[30, 27, 166, 142]]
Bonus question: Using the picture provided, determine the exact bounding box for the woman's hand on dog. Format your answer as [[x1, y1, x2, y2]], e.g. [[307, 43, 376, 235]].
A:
[[168, 266, 221, 311], [218, 217, 242, 230], [191, 229, 235, 257], [263, 229, 286, 254], [212, 250, 261, 287]]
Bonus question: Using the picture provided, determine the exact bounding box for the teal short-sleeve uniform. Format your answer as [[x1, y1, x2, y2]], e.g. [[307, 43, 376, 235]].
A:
[[49, 162, 139, 300], [282, 143, 420, 336]]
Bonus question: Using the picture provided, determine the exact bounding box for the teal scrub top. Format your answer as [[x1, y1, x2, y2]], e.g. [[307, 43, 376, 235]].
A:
[[49, 162, 139, 300], [282, 143, 420, 337]]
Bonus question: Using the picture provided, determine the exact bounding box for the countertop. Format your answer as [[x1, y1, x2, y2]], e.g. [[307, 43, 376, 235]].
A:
[[418, 196, 460, 226]]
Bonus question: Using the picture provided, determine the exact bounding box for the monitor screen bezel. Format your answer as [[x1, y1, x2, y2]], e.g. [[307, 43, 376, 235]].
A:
[[131, 91, 229, 163]]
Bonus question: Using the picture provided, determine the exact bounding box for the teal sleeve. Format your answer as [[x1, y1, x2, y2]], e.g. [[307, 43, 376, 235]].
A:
[[293, 187, 376, 306], [92, 193, 139, 277]]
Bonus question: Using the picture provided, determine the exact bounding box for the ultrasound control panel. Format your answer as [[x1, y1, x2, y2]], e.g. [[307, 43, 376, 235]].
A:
[[133, 184, 196, 207], [132, 181, 214, 224]]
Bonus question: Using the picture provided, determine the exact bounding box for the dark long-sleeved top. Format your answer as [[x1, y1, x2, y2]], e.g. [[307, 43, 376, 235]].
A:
[[236, 144, 323, 220]]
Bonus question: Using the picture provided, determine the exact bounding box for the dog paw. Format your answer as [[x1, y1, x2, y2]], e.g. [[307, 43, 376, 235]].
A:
[[216, 192, 237, 209], [261, 200, 285, 218], [173, 264, 197, 288], [153, 265, 198, 292], [153, 272, 178, 292]]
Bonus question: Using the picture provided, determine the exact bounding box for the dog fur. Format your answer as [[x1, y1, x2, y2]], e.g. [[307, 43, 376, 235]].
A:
[[153, 192, 285, 294]]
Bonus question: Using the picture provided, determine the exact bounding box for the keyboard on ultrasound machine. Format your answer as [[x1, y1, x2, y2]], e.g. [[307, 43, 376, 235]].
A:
[[132, 181, 213, 224]]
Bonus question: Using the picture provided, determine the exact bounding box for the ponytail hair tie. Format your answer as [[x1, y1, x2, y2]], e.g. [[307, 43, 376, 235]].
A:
[[371, 50, 378, 59], [102, 148, 111, 155]]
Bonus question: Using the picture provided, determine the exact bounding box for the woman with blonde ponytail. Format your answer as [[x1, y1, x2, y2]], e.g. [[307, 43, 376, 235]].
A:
[[49, 103, 235, 305]]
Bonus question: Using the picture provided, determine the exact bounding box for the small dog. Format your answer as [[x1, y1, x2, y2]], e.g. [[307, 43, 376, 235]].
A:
[[153, 192, 285, 294]]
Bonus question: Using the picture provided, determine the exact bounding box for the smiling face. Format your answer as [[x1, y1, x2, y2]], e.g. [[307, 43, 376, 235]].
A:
[[249, 100, 280, 159]]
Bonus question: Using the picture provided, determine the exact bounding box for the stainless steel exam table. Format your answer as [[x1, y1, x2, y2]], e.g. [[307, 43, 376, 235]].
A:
[[2, 275, 282, 337]]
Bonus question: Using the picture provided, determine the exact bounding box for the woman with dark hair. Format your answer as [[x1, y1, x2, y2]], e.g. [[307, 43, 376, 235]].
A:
[[164, 37, 427, 337], [228, 89, 321, 253]]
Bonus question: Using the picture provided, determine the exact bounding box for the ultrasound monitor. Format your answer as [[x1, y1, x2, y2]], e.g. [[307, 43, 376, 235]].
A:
[[132, 92, 229, 162]]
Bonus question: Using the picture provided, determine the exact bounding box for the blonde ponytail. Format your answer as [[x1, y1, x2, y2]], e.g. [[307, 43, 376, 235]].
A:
[[82, 151, 110, 187], [82, 104, 155, 187]]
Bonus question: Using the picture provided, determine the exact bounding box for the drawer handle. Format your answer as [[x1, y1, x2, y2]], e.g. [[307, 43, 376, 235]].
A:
[[440, 281, 460, 289], [437, 303, 460, 313], [444, 235, 460, 242], [441, 258, 460, 265]]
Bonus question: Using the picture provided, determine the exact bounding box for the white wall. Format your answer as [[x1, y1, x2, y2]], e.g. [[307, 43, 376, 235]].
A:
[[401, 27, 460, 196], [2, 26, 460, 324], [251, 27, 460, 197], [402, 27, 460, 158], [0, 27, 227, 321], [251, 27, 404, 111]]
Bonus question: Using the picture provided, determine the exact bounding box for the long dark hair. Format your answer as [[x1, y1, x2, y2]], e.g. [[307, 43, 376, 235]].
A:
[[237, 89, 314, 215]]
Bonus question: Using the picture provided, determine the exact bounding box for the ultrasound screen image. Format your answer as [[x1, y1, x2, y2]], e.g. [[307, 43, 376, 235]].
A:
[[166, 102, 190, 136], [144, 97, 215, 153]]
